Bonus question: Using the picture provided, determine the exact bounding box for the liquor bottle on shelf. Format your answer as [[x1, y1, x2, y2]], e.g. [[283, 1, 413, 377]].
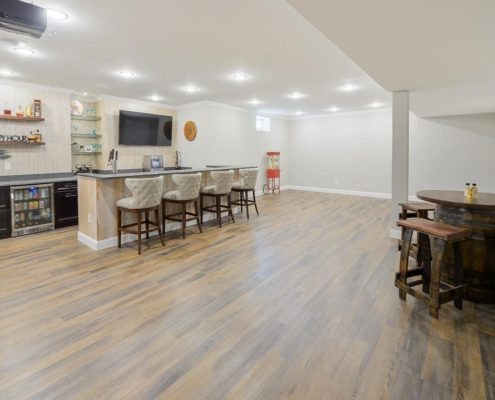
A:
[[3, 102, 12, 115], [26, 104, 32, 117], [16, 105, 24, 117], [33, 99, 41, 117]]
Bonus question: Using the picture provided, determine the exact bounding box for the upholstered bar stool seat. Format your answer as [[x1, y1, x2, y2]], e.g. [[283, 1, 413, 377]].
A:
[[117, 176, 165, 255], [231, 168, 259, 219], [200, 170, 235, 227], [162, 173, 203, 239]]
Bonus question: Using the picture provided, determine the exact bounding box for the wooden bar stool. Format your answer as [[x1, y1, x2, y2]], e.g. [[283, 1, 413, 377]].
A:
[[200, 170, 235, 228], [162, 173, 203, 239], [397, 201, 436, 264], [395, 217, 470, 318], [231, 168, 259, 219], [116, 176, 165, 255]]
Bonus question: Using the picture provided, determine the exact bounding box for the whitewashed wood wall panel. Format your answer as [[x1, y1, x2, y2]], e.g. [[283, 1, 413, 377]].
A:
[[0, 83, 71, 175]]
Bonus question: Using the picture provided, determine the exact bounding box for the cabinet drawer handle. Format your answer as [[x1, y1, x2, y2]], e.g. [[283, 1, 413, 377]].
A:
[[0, 228, 8, 232]]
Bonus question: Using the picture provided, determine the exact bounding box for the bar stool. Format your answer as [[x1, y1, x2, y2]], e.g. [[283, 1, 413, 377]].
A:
[[231, 168, 259, 219], [200, 170, 235, 227], [116, 176, 165, 255], [398, 202, 436, 265], [395, 217, 470, 318], [162, 172, 203, 239]]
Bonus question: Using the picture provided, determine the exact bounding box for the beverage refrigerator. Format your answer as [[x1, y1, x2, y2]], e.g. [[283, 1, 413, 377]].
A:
[[10, 184, 54, 236]]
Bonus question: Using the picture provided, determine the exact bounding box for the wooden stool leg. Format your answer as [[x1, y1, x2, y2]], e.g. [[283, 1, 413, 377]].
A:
[[245, 191, 250, 219], [200, 195, 204, 224], [194, 199, 202, 233], [228, 194, 235, 223], [181, 202, 186, 239], [155, 208, 165, 246], [429, 238, 446, 319], [418, 233, 432, 294], [217, 196, 222, 227], [253, 190, 259, 216], [162, 200, 166, 234], [453, 241, 464, 310], [145, 210, 150, 239], [117, 209, 122, 248], [398, 227, 413, 301], [240, 191, 244, 212], [137, 211, 142, 255]]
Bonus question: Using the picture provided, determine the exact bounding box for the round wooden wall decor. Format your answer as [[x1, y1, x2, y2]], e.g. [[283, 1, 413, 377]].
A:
[[184, 121, 197, 141]]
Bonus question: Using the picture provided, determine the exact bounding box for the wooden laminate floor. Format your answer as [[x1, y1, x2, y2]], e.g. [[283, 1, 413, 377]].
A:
[[0, 190, 494, 400]]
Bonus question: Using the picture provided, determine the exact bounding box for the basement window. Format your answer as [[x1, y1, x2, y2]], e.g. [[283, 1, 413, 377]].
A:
[[256, 115, 271, 132]]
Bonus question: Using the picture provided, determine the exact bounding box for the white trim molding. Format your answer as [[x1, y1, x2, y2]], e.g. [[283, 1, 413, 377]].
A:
[[285, 185, 391, 199]]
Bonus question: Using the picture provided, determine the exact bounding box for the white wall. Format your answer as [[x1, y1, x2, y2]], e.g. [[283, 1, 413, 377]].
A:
[[177, 102, 289, 190], [410, 112, 495, 194], [288, 109, 392, 196], [288, 109, 495, 196]]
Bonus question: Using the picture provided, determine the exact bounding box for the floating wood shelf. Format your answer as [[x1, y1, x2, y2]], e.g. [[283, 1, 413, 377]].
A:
[[72, 151, 101, 155], [0, 141, 45, 146], [0, 115, 45, 122], [71, 115, 101, 121]]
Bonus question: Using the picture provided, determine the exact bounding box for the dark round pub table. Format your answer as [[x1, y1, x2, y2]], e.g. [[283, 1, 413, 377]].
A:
[[417, 190, 495, 303]]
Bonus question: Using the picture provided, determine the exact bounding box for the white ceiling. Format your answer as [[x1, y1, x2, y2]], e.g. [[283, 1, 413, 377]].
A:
[[0, 0, 390, 117], [286, 0, 495, 117]]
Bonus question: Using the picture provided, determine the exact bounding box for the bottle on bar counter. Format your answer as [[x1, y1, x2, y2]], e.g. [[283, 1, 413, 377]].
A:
[[464, 183, 471, 198], [471, 183, 478, 199]]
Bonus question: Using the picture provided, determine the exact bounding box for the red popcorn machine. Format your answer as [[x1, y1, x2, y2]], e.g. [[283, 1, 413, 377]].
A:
[[263, 151, 280, 194]]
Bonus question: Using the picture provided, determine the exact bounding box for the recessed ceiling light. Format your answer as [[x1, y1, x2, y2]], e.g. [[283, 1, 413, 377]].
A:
[[247, 99, 262, 105], [183, 85, 199, 93], [12, 47, 35, 56], [328, 107, 339, 112], [294, 110, 304, 116], [149, 95, 163, 102], [83, 92, 88, 96], [46, 9, 69, 20], [0, 69, 16, 77], [232, 73, 248, 81], [118, 70, 136, 78], [338, 84, 359, 92], [288, 92, 306, 100], [369, 102, 383, 108]]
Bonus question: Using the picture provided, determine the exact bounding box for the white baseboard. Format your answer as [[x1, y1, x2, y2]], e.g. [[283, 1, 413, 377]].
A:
[[285, 185, 421, 202], [285, 185, 391, 199], [78, 207, 240, 251], [255, 185, 289, 196]]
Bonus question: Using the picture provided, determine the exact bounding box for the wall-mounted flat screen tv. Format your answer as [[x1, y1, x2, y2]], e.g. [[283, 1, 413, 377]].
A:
[[119, 110, 173, 146]]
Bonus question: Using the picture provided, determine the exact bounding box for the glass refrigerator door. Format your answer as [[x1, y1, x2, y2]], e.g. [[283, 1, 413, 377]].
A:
[[11, 184, 54, 235]]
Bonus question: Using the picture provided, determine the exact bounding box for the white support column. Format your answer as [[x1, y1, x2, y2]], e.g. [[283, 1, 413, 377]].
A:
[[390, 91, 409, 239]]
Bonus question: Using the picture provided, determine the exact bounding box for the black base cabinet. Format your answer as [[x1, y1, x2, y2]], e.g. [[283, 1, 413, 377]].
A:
[[0, 187, 11, 239], [54, 181, 78, 229]]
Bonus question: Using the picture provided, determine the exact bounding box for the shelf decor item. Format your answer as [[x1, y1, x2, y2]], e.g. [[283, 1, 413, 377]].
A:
[[184, 120, 197, 141], [70, 100, 84, 116]]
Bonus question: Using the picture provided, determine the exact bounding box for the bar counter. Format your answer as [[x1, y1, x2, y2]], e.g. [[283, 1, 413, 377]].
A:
[[77, 165, 256, 250], [417, 190, 495, 303]]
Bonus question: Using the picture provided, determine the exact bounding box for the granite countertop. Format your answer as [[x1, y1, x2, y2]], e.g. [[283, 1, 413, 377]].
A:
[[0, 172, 76, 187], [77, 165, 257, 180]]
